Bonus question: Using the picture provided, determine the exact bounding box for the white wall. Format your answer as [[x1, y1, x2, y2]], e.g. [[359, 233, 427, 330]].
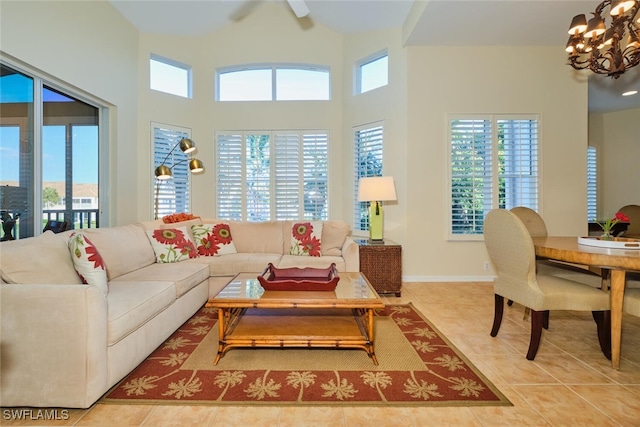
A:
[[404, 46, 589, 279], [1, 1, 593, 280], [589, 108, 640, 217], [1, 0, 140, 226]]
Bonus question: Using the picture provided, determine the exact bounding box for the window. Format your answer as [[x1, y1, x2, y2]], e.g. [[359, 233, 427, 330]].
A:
[[216, 65, 330, 101], [0, 62, 103, 238], [587, 146, 597, 221], [356, 51, 388, 94], [353, 123, 384, 232], [150, 55, 191, 98], [449, 115, 539, 238], [216, 131, 328, 221], [152, 123, 191, 218]]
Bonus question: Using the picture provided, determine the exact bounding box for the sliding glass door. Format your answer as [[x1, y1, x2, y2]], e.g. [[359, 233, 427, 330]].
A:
[[0, 62, 102, 239]]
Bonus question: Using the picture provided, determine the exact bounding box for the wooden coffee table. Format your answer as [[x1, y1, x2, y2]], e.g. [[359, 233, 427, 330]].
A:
[[205, 272, 385, 365]]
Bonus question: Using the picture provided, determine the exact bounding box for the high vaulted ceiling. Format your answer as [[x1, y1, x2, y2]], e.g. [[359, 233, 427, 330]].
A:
[[109, 0, 640, 113]]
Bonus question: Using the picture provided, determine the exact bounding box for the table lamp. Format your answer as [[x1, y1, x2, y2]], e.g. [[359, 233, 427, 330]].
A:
[[357, 176, 397, 242]]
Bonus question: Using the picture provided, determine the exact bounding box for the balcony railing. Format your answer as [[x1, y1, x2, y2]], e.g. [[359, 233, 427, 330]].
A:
[[43, 209, 99, 229]]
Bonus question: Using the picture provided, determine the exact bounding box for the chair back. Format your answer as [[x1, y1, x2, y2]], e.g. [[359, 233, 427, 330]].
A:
[[619, 204, 640, 237], [484, 209, 541, 302], [510, 206, 547, 237]]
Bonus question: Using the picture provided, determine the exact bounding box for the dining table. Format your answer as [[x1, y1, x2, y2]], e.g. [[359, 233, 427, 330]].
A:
[[532, 236, 640, 370]]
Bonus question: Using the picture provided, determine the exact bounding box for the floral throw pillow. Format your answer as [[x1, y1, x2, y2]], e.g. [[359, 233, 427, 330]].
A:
[[146, 226, 198, 263], [191, 223, 237, 256], [290, 221, 323, 257], [68, 232, 108, 295]]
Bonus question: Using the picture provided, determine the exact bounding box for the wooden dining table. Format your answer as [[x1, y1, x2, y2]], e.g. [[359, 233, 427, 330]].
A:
[[532, 236, 640, 370]]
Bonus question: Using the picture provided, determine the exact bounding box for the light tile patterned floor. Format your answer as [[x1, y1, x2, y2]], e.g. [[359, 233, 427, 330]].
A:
[[3, 282, 640, 426]]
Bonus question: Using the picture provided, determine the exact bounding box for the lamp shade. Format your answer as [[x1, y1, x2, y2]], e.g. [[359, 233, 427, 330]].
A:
[[154, 164, 172, 180], [357, 176, 397, 202], [179, 138, 196, 154], [584, 15, 606, 38], [189, 158, 204, 173], [568, 14, 588, 34]]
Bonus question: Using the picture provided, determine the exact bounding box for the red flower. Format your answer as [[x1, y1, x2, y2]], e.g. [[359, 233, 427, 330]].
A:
[[175, 239, 198, 258], [615, 212, 630, 223], [292, 222, 313, 241], [212, 223, 233, 245], [300, 235, 321, 257], [197, 235, 220, 256], [84, 236, 105, 270], [153, 228, 185, 244]]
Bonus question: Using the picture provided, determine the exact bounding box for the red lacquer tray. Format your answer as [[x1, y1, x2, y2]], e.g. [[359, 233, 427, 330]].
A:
[[258, 263, 339, 291]]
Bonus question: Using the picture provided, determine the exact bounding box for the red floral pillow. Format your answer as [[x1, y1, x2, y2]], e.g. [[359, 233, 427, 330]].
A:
[[146, 226, 198, 263], [290, 221, 323, 257], [68, 232, 108, 295], [191, 223, 237, 256]]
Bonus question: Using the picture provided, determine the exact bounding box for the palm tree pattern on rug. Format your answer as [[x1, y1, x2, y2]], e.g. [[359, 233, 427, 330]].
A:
[[102, 304, 510, 406]]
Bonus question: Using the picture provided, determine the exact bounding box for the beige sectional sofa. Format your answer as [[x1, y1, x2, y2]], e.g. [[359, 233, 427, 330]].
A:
[[0, 218, 358, 408]]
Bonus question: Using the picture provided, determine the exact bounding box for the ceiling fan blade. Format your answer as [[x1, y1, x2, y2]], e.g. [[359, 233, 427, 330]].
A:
[[287, 0, 310, 18]]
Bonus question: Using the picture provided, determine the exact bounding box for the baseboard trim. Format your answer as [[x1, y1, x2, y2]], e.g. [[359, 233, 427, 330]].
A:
[[402, 275, 495, 282]]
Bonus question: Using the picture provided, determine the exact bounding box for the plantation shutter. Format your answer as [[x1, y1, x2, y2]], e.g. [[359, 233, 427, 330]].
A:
[[587, 146, 597, 221], [217, 130, 328, 221], [216, 133, 243, 220], [274, 132, 301, 220], [499, 118, 538, 211], [353, 123, 383, 231], [303, 132, 328, 220], [153, 124, 190, 218], [450, 119, 492, 235]]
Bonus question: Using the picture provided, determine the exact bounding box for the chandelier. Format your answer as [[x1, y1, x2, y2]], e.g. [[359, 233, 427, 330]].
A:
[[566, 0, 640, 79]]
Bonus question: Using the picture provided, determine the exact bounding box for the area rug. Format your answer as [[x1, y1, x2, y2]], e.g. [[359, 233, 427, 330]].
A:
[[101, 303, 510, 407]]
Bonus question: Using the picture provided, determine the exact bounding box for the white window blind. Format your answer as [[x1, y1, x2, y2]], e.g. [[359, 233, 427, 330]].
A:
[[449, 116, 539, 237], [353, 123, 384, 231], [216, 130, 328, 221], [587, 146, 597, 221], [153, 124, 191, 218]]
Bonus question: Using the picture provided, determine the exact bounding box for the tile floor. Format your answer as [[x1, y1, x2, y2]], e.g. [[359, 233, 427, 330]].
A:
[[2, 281, 640, 426]]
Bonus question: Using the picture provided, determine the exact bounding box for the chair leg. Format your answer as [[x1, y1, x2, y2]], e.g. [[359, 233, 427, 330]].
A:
[[527, 310, 545, 360], [490, 294, 504, 337], [543, 310, 550, 330], [592, 310, 611, 360], [507, 299, 514, 306]]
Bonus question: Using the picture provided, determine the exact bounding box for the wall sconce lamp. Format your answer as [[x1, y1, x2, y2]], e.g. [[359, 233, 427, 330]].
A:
[[154, 138, 204, 219], [357, 176, 397, 243]]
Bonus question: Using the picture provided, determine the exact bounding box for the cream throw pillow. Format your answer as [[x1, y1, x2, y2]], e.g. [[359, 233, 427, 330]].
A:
[[290, 221, 323, 257], [146, 226, 198, 263], [191, 223, 237, 256], [68, 232, 108, 295]]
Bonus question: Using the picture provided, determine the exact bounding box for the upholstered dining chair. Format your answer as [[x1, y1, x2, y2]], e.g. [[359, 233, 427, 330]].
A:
[[510, 206, 603, 288], [484, 209, 611, 361], [619, 204, 640, 239]]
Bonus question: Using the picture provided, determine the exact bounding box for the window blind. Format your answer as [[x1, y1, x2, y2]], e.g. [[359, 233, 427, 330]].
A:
[[153, 124, 190, 218], [449, 116, 539, 236], [353, 123, 383, 231], [587, 146, 597, 221]]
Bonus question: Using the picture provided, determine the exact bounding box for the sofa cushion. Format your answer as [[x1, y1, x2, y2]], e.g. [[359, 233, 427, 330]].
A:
[[0, 231, 83, 285], [146, 226, 198, 263], [228, 221, 284, 253], [320, 221, 350, 256], [82, 224, 156, 280], [68, 232, 108, 295], [289, 221, 323, 257], [191, 223, 237, 256], [278, 255, 346, 272], [189, 253, 283, 276], [106, 281, 175, 345], [111, 262, 209, 298]]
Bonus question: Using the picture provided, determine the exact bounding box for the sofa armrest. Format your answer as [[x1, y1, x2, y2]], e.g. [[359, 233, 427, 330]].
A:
[[342, 237, 360, 272], [1, 284, 108, 408]]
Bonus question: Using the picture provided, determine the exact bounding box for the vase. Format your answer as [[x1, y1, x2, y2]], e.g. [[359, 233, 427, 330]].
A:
[[601, 230, 613, 240]]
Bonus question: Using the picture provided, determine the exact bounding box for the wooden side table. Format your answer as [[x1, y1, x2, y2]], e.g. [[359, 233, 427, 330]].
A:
[[355, 239, 402, 296]]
